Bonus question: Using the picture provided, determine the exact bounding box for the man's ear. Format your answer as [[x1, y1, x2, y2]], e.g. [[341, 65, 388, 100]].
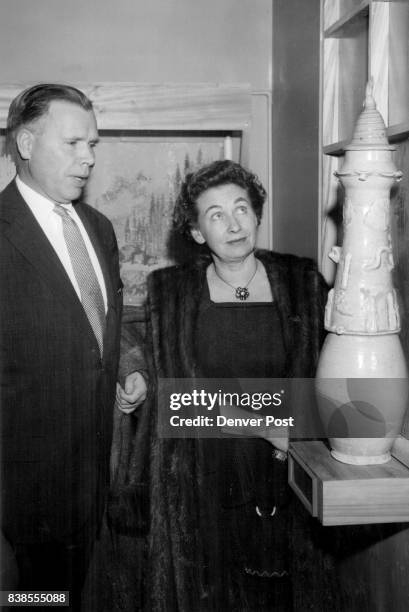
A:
[[15, 128, 35, 161], [190, 226, 206, 245]]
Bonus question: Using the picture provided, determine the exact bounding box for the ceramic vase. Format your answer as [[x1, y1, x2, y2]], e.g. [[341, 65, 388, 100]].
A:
[[315, 83, 408, 465]]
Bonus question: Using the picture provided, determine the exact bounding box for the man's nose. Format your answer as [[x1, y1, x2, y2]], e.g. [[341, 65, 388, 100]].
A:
[[79, 145, 95, 168]]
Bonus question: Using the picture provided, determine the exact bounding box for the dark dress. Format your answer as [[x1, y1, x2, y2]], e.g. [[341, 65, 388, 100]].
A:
[[194, 281, 292, 611]]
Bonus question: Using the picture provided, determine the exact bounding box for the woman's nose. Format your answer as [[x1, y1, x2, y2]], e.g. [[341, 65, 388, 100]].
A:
[[227, 214, 240, 232]]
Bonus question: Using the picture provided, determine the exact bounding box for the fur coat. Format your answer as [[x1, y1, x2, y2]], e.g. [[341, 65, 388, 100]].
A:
[[118, 249, 327, 611]]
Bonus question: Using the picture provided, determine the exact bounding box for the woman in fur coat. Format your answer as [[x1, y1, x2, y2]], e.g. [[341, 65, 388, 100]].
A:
[[117, 160, 328, 611]]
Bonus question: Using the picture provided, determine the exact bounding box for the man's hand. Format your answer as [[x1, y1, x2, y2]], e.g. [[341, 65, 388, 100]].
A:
[[116, 371, 147, 414]]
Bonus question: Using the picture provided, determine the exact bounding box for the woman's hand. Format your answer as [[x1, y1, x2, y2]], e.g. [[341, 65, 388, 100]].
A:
[[219, 403, 289, 452], [261, 430, 289, 453]]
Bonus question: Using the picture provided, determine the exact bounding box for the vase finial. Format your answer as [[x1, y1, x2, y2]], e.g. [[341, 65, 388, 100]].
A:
[[347, 78, 392, 150], [364, 78, 376, 111]]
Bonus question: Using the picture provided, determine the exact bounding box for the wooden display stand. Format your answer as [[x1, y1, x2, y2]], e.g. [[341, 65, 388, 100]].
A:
[[289, 439, 409, 526]]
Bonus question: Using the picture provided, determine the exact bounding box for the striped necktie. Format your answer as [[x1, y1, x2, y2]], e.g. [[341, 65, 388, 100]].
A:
[[54, 205, 105, 355]]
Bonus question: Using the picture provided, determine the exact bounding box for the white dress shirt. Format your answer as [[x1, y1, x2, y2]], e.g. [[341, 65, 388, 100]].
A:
[[16, 175, 108, 312]]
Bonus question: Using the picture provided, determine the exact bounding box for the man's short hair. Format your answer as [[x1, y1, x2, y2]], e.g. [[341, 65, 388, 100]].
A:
[[6, 83, 94, 159]]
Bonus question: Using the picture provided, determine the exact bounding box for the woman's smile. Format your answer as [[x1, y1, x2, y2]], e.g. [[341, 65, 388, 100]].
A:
[[226, 235, 248, 244]]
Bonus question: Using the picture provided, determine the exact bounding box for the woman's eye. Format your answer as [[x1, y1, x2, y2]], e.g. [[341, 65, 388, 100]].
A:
[[236, 205, 248, 214], [211, 212, 223, 220]]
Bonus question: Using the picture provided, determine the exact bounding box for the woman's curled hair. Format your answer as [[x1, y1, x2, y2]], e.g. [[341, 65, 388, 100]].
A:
[[173, 160, 267, 241]]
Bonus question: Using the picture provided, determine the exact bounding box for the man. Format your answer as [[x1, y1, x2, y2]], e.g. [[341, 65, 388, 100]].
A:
[[0, 84, 145, 607]]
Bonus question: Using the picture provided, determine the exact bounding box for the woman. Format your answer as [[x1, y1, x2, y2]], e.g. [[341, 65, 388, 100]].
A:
[[119, 160, 327, 611]]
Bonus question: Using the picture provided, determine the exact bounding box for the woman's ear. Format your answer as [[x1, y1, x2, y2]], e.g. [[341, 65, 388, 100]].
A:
[[190, 227, 206, 245], [16, 128, 35, 161]]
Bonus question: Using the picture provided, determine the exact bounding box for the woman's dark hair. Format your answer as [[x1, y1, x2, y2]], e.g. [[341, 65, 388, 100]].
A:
[[173, 159, 267, 241], [6, 83, 93, 159]]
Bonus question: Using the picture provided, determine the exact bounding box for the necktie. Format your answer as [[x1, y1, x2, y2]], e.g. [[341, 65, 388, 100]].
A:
[[54, 205, 105, 355]]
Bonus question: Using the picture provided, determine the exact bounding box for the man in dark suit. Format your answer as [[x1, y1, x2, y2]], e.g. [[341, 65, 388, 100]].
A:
[[0, 84, 146, 608]]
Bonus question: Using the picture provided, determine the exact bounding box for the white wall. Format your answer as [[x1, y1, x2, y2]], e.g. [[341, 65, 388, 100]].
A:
[[0, 0, 271, 88]]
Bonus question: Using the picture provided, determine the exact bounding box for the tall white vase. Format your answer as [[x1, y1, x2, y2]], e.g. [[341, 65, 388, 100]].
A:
[[316, 83, 408, 465]]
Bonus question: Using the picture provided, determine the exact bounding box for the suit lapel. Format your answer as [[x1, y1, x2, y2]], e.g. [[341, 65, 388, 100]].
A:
[[0, 181, 101, 346]]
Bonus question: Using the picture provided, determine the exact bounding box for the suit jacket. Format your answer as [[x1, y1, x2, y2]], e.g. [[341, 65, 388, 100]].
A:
[[0, 180, 123, 545]]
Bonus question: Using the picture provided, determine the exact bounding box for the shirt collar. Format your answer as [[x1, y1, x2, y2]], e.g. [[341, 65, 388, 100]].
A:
[[16, 175, 73, 216]]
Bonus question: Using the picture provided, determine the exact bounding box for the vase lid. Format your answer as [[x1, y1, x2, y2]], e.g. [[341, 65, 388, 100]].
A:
[[346, 80, 395, 151]]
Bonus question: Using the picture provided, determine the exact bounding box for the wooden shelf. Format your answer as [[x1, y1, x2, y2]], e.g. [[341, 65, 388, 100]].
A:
[[289, 440, 409, 526], [323, 122, 409, 156], [387, 122, 409, 143], [323, 139, 350, 156], [324, 1, 370, 38]]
